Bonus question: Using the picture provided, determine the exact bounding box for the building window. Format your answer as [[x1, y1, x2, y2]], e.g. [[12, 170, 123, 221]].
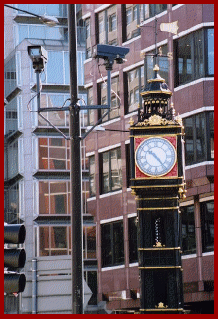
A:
[[99, 147, 122, 194], [201, 201, 214, 253], [17, 4, 67, 17], [109, 14, 117, 32], [38, 137, 69, 170], [85, 18, 92, 59], [39, 226, 69, 256], [125, 66, 144, 114], [124, 4, 140, 42], [207, 29, 214, 75], [180, 205, 196, 255], [174, 28, 214, 87], [183, 112, 214, 166], [4, 55, 17, 97], [139, 4, 167, 23], [87, 87, 95, 126], [39, 181, 70, 215], [101, 221, 124, 267], [97, 5, 117, 46], [83, 225, 96, 259], [128, 217, 138, 263], [100, 77, 120, 122], [89, 155, 96, 197]]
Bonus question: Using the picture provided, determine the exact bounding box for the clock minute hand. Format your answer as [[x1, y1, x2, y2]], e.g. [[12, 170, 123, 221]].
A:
[[148, 150, 166, 168]]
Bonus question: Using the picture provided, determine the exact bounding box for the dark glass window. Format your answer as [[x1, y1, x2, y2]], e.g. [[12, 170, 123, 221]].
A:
[[207, 29, 214, 75], [125, 143, 131, 188], [181, 205, 196, 255], [201, 201, 214, 252], [129, 217, 138, 263], [101, 221, 124, 267], [184, 112, 213, 165], [175, 28, 214, 87], [89, 156, 96, 197], [139, 4, 167, 22], [100, 148, 122, 194]]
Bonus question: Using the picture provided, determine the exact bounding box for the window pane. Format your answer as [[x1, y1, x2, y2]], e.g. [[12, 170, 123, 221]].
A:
[[184, 117, 194, 165], [207, 29, 214, 75], [86, 226, 96, 259], [39, 138, 48, 169], [201, 201, 214, 252], [39, 227, 49, 256], [209, 112, 214, 159], [129, 217, 138, 263], [194, 29, 204, 78], [50, 182, 67, 214], [47, 51, 64, 84], [39, 181, 49, 215], [89, 156, 96, 196], [181, 205, 196, 255], [177, 34, 192, 85], [49, 138, 66, 170], [47, 95, 66, 126], [111, 148, 122, 191], [102, 152, 110, 193], [50, 226, 67, 255], [195, 113, 206, 162], [101, 224, 112, 267], [113, 222, 124, 265]]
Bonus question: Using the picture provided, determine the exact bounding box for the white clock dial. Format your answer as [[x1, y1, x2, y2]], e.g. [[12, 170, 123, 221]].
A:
[[136, 137, 176, 176]]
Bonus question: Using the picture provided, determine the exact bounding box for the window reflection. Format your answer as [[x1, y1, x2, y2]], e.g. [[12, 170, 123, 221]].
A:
[[101, 148, 122, 194], [39, 181, 69, 215], [181, 205, 196, 255]]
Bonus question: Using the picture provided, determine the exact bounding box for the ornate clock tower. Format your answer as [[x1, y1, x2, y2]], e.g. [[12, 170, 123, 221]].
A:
[[130, 65, 185, 314]]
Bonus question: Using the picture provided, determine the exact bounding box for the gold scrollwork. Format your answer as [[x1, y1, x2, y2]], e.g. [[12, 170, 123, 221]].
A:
[[136, 114, 175, 127]]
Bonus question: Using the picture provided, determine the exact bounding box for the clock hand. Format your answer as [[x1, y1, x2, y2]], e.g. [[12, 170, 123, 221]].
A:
[[147, 150, 167, 168]]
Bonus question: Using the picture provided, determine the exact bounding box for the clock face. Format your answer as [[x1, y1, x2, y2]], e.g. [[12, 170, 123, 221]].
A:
[[136, 137, 176, 177]]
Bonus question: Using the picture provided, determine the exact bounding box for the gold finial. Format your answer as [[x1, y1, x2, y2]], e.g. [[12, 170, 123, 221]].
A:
[[153, 241, 164, 248], [153, 64, 159, 71], [155, 302, 168, 309], [129, 117, 134, 126]]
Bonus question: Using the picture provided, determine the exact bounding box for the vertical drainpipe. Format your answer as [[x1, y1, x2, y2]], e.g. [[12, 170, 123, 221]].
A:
[[32, 258, 37, 314]]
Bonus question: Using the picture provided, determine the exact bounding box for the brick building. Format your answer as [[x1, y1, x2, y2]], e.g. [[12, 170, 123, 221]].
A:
[[82, 4, 214, 314]]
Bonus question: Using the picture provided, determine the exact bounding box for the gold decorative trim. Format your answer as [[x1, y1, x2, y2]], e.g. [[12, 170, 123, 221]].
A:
[[136, 114, 175, 127], [138, 247, 181, 251], [140, 308, 184, 312], [130, 126, 185, 131], [139, 266, 182, 269], [131, 183, 185, 189], [140, 90, 172, 96], [135, 136, 177, 178], [135, 197, 179, 200], [137, 207, 179, 210]]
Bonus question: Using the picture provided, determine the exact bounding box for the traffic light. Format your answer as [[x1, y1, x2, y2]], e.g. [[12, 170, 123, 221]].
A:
[[4, 224, 26, 294]]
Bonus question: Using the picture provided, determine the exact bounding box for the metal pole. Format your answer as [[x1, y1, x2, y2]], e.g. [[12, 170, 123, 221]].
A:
[[32, 258, 37, 314], [36, 71, 41, 111], [107, 69, 111, 109], [68, 4, 83, 314]]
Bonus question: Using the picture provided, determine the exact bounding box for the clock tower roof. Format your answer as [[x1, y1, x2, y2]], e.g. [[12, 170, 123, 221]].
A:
[[141, 64, 172, 98]]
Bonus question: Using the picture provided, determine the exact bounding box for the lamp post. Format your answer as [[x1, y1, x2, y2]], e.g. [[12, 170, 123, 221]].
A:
[[67, 4, 83, 314], [4, 4, 59, 26]]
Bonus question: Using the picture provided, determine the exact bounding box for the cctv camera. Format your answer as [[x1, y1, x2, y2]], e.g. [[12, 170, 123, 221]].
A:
[[92, 44, 129, 68], [28, 45, 48, 72]]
